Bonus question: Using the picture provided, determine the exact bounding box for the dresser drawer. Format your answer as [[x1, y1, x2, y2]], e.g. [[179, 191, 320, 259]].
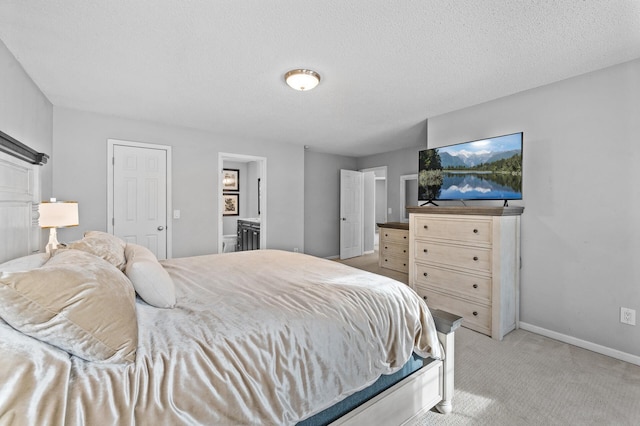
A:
[[380, 241, 408, 258], [414, 263, 491, 304], [414, 216, 491, 245], [380, 255, 409, 273], [415, 287, 491, 335], [380, 228, 409, 245], [414, 240, 491, 273]]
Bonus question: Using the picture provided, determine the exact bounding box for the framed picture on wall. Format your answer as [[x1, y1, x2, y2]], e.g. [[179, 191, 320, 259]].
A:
[[222, 168, 240, 192], [223, 193, 239, 216]]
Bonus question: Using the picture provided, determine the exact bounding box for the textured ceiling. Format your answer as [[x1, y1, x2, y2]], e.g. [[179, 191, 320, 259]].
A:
[[1, 1, 639, 156]]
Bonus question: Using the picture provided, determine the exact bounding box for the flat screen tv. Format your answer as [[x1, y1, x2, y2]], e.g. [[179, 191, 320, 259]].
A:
[[418, 132, 523, 205]]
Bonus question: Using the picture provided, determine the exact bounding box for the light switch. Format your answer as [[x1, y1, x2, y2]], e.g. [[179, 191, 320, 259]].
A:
[[173, 210, 181, 219]]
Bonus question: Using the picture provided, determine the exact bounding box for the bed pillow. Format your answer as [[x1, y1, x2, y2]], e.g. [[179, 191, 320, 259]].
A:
[[0, 253, 50, 272], [124, 243, 176, 308], [0, 249, 137, 364], [67, 230, 127, 271]]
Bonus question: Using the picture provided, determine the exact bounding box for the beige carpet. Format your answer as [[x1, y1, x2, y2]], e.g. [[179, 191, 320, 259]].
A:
[[337, 252, 640, 426]]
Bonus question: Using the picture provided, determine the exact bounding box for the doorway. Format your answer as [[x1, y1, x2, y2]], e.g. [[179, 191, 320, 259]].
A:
[[360, 166, 387, 252], [217, 153, 267, 254]]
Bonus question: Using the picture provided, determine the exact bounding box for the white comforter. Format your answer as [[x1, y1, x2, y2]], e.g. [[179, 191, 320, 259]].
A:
[[0, 250, 442, 425]]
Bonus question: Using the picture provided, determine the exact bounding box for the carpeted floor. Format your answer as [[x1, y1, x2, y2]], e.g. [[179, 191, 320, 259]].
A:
[[336, 252, 640, 426]]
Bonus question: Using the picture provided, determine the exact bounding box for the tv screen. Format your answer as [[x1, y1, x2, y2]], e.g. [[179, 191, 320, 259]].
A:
[[418, 132, 523, 203]]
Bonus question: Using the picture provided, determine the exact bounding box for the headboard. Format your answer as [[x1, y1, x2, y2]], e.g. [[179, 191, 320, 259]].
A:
[[0, 151, 41, 263]]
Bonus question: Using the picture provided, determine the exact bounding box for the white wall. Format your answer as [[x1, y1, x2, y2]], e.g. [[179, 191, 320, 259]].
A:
[[52, 107, 304, 258]]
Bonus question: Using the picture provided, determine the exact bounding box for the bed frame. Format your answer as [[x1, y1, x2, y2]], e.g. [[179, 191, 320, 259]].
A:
[[0, 148, 461, 425], [333, 309, 461, 425]]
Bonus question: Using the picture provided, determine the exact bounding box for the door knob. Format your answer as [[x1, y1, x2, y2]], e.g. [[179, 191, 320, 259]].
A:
[[157, 226, 165, 231]]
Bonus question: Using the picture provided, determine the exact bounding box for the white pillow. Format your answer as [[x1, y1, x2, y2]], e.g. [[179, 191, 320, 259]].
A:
[[124, 244, 176, 308], [0, 253, 50, 272]]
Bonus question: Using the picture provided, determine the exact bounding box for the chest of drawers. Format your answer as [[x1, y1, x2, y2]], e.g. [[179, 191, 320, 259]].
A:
[[378, 222, 409, 274], [408, 207, 523, 340]]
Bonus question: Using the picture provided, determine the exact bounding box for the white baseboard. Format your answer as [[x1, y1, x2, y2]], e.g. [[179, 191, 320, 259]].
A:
[[519, 322, 640, 366], [325, 255, 339, 260]]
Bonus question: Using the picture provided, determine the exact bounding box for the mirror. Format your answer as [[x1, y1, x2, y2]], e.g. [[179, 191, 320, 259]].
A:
[[400, 174, 418, 223]]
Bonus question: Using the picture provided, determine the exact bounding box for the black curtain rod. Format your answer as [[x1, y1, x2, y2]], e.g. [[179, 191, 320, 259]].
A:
[[0, 129, 49, 165]]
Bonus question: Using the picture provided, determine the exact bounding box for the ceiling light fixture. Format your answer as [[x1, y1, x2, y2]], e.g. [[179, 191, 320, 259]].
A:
[[284, 69, 321, 91]]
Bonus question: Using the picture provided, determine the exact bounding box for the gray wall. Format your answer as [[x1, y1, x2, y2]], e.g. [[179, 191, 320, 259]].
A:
[[52, 107, 304, 258], [0, 39, 53, 248], [0, 39, 53, 199], [304, 151, 357, 258], [427, 58, 640, 357], [357, 144, 426, 222], [345, 59, 640, 358]]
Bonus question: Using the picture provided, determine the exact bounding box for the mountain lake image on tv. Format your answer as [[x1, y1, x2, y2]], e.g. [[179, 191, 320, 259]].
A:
[[418, 132, 523, 202]]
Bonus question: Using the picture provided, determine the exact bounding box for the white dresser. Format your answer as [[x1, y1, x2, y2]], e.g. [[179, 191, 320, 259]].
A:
[[408, 206, 523, 340], [378, 222, 410, 274]]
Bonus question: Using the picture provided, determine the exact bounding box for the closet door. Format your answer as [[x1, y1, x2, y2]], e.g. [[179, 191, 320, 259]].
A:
[[340, 169, 364, 260], [112, 144, 168, 259]]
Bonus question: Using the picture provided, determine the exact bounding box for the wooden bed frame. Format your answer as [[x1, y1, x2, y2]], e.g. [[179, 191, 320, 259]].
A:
[[0, 148, 461, 425]]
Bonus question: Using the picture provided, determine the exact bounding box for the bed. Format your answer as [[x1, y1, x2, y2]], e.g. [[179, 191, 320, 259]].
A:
[[0, 149, 459, 425]]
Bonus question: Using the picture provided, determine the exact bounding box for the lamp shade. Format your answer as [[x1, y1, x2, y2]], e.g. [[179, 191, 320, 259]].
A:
[[39, 201, 79, 228]]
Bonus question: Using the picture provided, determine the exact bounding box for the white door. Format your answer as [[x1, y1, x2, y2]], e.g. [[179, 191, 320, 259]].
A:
[[340, 169, 363, 260], [112, 145, 168, 259]]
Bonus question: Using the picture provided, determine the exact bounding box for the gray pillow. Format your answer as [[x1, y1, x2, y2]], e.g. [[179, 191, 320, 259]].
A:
[[0, 249, 138, 363]]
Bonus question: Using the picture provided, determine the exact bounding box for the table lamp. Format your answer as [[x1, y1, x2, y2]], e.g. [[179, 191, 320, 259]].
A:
[[39, 198, 79, 253]]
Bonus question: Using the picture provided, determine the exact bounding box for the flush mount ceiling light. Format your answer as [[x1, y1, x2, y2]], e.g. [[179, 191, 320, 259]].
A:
[[284, 69, 321, 91]]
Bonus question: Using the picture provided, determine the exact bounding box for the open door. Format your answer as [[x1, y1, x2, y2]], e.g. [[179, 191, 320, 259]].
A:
[[340, 169, 363, 259]]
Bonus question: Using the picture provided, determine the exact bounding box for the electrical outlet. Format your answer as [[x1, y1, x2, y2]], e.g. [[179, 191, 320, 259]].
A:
[[620, 307, 636, 326]]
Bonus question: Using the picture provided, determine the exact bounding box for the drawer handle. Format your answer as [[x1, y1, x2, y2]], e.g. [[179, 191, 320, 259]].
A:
[[473, 311, 478, 316], [423, 225, 428, 229], [403, 249, 406, 253], [403, 236, 407, 239], [473, 229, 478, 234], [385, 233, 388, 237], [385, 259, 388, 262], [473, 256, 479, 261], [473, 284, 478, 289], [423, 249, 428, 253], [403, 263, 406, 267], [385, 246, 388, 249], [423, 296, 428, 301], [423, 272, 428, 277]]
